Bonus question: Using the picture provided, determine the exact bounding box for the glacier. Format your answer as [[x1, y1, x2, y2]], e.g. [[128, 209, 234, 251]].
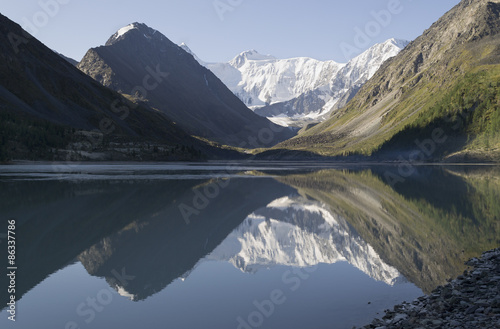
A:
[[181, 39, 409, 127]]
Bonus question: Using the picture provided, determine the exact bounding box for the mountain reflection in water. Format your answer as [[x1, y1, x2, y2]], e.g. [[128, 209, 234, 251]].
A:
[[0, 164, 498, 329]]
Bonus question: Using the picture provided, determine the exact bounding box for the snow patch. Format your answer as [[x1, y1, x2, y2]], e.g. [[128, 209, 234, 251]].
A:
[[179, 43, 206, 65], [116, 285, 136, 301], [114, 24, 137, 39]]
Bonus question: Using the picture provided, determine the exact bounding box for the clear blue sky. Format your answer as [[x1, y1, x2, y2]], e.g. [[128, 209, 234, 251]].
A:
[[2, 0, 460, 63]]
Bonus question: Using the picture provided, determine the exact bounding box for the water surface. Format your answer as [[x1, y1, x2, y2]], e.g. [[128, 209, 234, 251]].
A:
[[0, 162, 498, 329]]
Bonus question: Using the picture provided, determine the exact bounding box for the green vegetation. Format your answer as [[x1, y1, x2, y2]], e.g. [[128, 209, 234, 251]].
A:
[[274, 64, 500, 160], [376, 66, 500, 160], [272, 0, 500, 162], [0, 110, 74, 162], [0, 110, 210, 162]]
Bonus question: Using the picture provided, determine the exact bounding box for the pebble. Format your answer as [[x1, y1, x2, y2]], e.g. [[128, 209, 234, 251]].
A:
[[356, 248, 500, 329]]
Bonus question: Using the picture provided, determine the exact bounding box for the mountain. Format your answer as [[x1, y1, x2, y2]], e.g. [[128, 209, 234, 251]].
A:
[[201, 49, 344, 109], [255, 39, 409, 126], [0, 14, 224, 161], [78, 23, 294, 148], [187, 47, 342, 111], [183, 40, 407, 127], [276, 0, 500, 161]]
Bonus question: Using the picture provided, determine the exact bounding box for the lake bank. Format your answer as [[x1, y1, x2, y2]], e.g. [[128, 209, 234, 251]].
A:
[[359, 248, 500, 329]]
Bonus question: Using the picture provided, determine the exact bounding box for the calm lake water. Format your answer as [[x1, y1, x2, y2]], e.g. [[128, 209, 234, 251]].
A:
[[0, 162, 499, 329]]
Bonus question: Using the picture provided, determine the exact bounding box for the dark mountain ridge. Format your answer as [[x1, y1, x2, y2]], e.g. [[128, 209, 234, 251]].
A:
[[0, 14, 239, 161], [78, 23, 295, 148]]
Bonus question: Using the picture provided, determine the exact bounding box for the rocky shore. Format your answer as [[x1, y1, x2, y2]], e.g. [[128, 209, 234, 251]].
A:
[[359, 248, 500, 329]]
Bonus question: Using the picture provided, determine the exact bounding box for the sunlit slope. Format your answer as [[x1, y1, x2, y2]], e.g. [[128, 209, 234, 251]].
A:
[[276, 0, 500, 161]]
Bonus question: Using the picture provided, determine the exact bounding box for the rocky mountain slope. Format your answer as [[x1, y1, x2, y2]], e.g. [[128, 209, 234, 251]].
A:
[[78, 23, 294, 148], [276, 0, 500, 161], [0, 14, 223, 161]]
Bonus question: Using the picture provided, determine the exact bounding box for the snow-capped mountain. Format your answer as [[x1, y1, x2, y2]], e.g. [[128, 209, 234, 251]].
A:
[[330, 38, 409, 111], [206, 196, 404, 286], [182, 39, 409, 127], [257, 38, 409, 126], [229, 49, 277, 68], [192, 47, 345, 108], [78, 23, 294, 147]]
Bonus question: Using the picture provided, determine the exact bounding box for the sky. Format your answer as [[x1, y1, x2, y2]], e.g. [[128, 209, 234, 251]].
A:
[[2, 0, 461, 63]]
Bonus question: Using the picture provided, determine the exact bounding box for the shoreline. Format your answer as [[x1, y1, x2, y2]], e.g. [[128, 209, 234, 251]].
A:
[[358, 248, 500, 329], [2, 159, 500, 166]]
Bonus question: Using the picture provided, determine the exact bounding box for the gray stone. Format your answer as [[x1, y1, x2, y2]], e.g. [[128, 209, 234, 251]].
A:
[[393, 314, 408, 322], [465, 305, 479, 314], [358, 248, 500, 329]]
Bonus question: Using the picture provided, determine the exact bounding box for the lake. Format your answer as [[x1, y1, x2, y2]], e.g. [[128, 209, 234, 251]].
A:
[[0, 162, 499, 329]]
